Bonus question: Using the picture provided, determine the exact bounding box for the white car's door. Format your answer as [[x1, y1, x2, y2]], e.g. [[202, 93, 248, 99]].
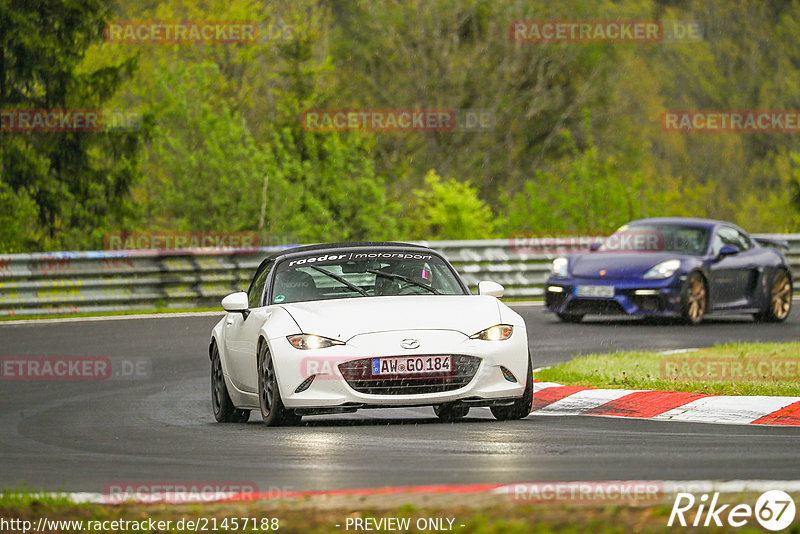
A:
[[224, 310, 269, 393], [223, 261, 273, 393]]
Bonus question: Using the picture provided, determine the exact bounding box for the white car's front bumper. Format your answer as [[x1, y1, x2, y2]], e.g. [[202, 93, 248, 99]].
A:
[[270, 328, 529, 410]]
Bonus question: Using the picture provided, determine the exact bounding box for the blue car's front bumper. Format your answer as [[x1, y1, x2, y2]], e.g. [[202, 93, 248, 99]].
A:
[[544, 275, 687, 317]]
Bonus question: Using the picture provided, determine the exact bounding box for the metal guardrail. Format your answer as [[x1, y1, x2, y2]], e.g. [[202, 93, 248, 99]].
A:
[[0, 235, 798, 317]]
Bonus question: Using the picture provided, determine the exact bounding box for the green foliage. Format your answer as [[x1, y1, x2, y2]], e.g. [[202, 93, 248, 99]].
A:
[[265, 126, 402, 242], [0, 177, 38, 253], [504, 125, 651, 235], [329, 0, 629, 203], [133, 61, 270, 232], [0, 0, 144, 251], [3, 0, 800, 252], [408, 170, 495, 240], [118, 0, 398, 243]]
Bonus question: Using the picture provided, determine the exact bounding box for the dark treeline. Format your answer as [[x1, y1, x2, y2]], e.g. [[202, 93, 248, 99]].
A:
[[2, 0, 799, 252]]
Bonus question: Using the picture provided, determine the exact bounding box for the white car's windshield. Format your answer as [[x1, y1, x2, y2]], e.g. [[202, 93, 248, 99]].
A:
[[271, 250, 466, 304]]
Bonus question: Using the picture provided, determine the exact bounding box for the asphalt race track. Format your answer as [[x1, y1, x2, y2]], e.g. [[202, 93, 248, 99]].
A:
[[1, 306, 799, 493]]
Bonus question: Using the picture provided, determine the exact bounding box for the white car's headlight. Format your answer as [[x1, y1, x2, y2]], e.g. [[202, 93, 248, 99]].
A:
[[551, 257, 569, 277], [469, 325, 513, 341], [287, 334, 345, 350], [643, 259, 681, 279]]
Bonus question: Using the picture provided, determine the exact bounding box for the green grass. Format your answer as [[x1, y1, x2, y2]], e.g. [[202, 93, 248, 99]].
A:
[[0, 491, 779, 533], [536, 342, 800, 396], [0, 487, 74, 508]]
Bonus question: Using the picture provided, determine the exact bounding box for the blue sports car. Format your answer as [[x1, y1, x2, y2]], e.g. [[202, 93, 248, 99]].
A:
[[545, 218, 793, 324]]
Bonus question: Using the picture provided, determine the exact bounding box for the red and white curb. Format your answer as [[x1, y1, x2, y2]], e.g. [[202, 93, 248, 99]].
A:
[[531, 381, 800, 426], [32, 480, 800, 505]]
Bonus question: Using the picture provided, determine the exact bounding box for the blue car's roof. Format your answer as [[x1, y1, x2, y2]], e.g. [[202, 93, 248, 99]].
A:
[[626, 217, 731, 231]]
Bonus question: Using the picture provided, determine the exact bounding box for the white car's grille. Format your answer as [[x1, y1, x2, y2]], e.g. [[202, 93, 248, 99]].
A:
[[338, 355, 481, 395]]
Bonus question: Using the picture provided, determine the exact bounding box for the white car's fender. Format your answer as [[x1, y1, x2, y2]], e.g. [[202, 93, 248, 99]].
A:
[[211, 305, 301, 409]]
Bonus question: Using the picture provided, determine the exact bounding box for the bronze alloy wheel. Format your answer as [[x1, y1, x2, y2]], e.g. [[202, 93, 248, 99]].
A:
[[755, 269, 793, 323], [682, 273, 706, 325], [771, 271, 792, 321]]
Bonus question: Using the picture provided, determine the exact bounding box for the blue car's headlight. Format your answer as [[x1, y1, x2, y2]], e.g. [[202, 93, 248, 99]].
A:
[[551, 257, 569, 277], [643, 259, 681, 279]]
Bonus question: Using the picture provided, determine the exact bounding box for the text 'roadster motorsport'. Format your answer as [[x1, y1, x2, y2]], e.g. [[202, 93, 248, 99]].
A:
[[210, 242, 532, 425]]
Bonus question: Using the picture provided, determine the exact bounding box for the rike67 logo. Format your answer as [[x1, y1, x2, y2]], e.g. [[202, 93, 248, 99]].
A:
[[668, 490, 796, 531]]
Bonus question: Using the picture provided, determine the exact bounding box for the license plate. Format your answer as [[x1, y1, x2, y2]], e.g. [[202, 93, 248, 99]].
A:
[[372, 356, 453, 376], [575, 285, 615, 298]]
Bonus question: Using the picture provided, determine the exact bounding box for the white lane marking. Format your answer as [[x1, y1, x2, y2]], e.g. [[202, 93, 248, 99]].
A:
[[536, 388, 640, 414], [653, 395, 800, 424], [493, 480, 800, 496], [662, 480, 800, 494], [658, 348, 700, 355], [0, 311, 224, 326], [26, 479, 800, 504]]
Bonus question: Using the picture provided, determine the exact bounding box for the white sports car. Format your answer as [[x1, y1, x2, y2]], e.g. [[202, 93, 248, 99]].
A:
[[209, 242, 532, 426]]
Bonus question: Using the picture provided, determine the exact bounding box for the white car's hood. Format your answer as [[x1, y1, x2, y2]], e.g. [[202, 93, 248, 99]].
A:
[[279, 295, 501, 340]]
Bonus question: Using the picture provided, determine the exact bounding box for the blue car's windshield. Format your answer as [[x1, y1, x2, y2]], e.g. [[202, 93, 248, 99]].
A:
[[599, 224, 710, 255]]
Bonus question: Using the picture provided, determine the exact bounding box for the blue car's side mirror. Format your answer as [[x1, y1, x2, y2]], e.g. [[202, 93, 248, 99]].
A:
[[717, 245, 740, 258], [589, 242, 601, 252]]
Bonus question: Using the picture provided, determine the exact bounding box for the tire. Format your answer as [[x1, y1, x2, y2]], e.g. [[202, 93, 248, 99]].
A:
[[556, 313, 584, 323], [211, 343, 250, 423], [433, 403, 469, 422], [754, 269, 792, 323], [680, 272, 707, 325], [490, 355, 533, 421], [257, 341, 301, 426]]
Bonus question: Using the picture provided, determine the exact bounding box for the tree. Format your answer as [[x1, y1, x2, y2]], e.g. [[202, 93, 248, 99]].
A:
[[132, 61, 271, 233], [503, 124, 659, 235], [329, 0, 629, 205], [114, 0, 400, 243], [0, 176, 38, 252], [0, 0, 144, 251], [408, 170, 495, 239]]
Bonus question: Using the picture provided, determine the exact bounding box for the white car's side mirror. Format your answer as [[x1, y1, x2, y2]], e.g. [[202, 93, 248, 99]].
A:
[[478, 280, 504, 298], [221, 291, 249, 313]]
